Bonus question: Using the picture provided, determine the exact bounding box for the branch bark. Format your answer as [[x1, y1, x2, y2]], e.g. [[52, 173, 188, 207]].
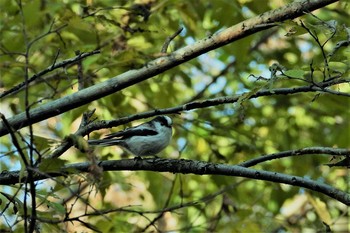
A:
[[238, 147, 350, 167], [0, 0, 339, 136], [0, 157, 349, 205], [0, 49, 100, 99]]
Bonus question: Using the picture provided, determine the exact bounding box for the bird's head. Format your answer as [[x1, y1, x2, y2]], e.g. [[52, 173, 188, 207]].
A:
[[153, 115, 172, 128]]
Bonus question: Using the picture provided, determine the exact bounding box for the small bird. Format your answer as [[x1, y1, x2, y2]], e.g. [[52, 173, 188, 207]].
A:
[[88, 116, 173, 156]]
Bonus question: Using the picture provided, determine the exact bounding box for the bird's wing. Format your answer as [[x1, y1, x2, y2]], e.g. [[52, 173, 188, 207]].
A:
[[104, 125, 158, 139]]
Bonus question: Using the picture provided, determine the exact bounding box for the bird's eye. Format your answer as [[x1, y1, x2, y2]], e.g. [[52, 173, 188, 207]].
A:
[[156, 116, 171, 127]]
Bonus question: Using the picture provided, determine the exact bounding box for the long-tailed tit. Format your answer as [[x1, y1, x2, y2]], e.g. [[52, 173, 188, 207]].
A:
[[88, 116, 173, 156]]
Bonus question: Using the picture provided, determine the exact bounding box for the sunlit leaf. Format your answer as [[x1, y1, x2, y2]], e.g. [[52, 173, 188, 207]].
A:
[[284, 69, 305, 79]]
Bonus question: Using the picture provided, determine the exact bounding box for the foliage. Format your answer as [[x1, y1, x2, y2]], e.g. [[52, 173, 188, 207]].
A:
[[0, 0, 349, 232]]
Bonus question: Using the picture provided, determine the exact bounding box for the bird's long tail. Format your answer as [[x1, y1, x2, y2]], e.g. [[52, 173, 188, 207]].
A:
[[88, 139, 123, 147]]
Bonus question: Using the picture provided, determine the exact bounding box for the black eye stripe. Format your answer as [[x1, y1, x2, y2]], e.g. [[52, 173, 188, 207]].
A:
[[158, 118, 167, 126], [154, 116, 170, 127]]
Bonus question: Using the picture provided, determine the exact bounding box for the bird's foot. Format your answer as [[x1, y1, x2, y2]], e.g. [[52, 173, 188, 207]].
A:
[[133, 156, 143, 161]]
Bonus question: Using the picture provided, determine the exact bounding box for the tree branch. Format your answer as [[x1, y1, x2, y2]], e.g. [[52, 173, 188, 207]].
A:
[[45, 78, 348, 159], [0, 0, 339, 136], [0, 49, 100, 99], [0, 158, 349, 205], [161, 27, 183, 53], [80, 78, 349, 134], [238, 147, 350, 167]]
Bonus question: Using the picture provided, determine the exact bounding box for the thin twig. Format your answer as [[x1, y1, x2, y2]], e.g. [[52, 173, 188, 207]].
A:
[[300, 20, 332, 81], [238, 147, 350, 167], [0, 49, 100, 99], [75, 50, 85, 90], [0, 113, 28, 166], [186, 60, 236, 102], [161, 27, 183, 53]]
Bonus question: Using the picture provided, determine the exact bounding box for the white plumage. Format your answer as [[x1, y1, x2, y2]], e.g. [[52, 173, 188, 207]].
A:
[[88, 116, 173, 156]]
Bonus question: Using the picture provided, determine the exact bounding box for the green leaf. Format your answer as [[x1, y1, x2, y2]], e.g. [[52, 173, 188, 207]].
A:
[[47, 201, 66, 214], [38, 158, 67, 172], [284, 69, 305, 78]]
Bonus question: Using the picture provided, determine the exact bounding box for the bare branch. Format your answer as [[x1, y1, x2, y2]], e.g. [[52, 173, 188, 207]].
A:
[[161, 27, 183, 53], [1, 158, 349, 205], [0, 49, 100, 99], [0, 114, 28, 165], [238, 147, 350, 167], [186, 60, 236, 102]]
